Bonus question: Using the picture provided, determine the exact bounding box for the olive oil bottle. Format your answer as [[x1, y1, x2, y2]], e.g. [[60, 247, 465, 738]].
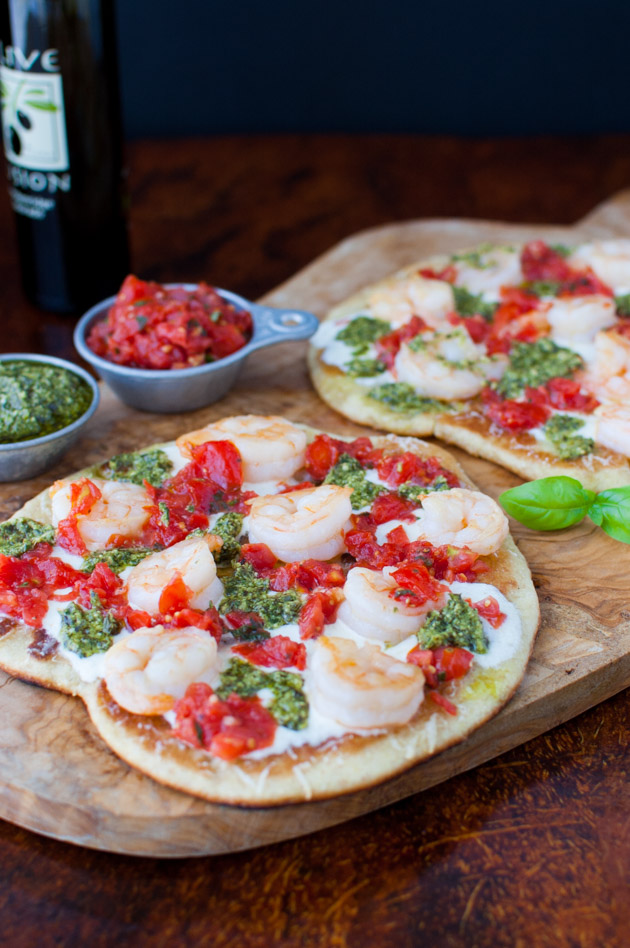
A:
[[0, 0, 129, 313]]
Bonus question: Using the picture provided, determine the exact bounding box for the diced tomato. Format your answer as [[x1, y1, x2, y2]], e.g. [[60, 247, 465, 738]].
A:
[[56, 477, 103, 555], [278, 481, 313, 493], [369, 492, 418, 524], [173, 684, 276, 758], [221, 610, 266, 638], [521, 241, 573, 283], [388, 561, 447, 607], [481, 387, 551, 432], [433, 646, 474, 680], [158, 575, 193, 615], [269, 559, 346, 592], [304, 434, 382, 480], [376, 451, 459, 489], [545, 377, 599, 413], [172, 606, 222, 640], [386, 524, 410, 547], [74, 562, 123, 612], [375, 315, 427, 368], [469, 596, 506, 628], [298, 589, 341, 640], [344, 529, 404, 569], [428, 691, 458, 715], [232, 636, 307, 670], [239, 543, 277, 573], [418, 265, 457, 283], [406, 646, 438, 688], [188, 440, 243, 490], [0, 549, 85, 627], [448, 312, 490, 344], [558, 268, 613, 298]]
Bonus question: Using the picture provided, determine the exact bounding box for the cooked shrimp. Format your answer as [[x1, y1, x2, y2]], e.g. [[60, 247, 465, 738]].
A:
[[337, 566, 446, 644], [593, 402, 630, 455], [546, 295, 616, 347], [125, 534, 223, 615], [409, 487, 509, 555], [309, 635, 425, 728], [176, 414, 307, 483], [247, 484, 353, 562], [103, 626, 218, 715], [394, 328, 507, 400], [569, 239, 630, 290], [453, 246, 522, 297], [50, 478, 151, 551], [368, 274, 454, 329]]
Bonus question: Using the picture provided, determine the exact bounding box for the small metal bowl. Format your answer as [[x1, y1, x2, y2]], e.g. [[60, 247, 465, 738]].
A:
[[73, 285, 320, 413], [0, 353, 100, 482]]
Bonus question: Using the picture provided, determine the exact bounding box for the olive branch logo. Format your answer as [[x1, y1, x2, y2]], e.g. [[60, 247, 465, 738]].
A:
[[1, 77, 59, 156]]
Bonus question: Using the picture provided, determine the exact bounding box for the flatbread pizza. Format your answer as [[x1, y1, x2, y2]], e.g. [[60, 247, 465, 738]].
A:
[[308, 239, 630, 490], [0, 415, 538, 805]]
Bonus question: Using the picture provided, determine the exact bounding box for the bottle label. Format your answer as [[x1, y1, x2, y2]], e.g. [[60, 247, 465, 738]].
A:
[[0, 63, 70, 219]]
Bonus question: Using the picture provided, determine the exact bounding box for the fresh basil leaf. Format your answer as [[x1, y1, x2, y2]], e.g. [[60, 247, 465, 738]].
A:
[[499, 476, 596, 531], [587, 487, 630, 543]]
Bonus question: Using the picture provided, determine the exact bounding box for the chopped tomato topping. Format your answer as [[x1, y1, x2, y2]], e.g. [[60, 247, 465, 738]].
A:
[[376, 451, 459, 489], [544, 377, 599, 413], [433, 646, 474, 680], [407, 646, 438, 687], [86, 275, 253, 370], [469, 595, 506, 628], [232, 636, 307, 670], [428, 691, 458, 715], [187, 440, 243, 490], [521, 241, 573, 283], [389, 561, 447, 607], [173, 683, 276, 758], [158, 575, 193, 615], [0, 549, 84, 627], [56, 477, 103, 555], [239, 543, 277, 573], [418, 265, 457, 283], [375, 315, 427, 369], [369, 492, 418, 524], [481, 387, 551, 431], [298, 589, 342, 640], [304, 434, 382, 480], [448, 312, 489, 344], [269, 559, 346, 592]]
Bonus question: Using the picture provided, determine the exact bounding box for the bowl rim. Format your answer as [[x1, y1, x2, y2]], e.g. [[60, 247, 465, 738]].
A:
[[0, 352, 100, 453], [74, 284, 257, 379]]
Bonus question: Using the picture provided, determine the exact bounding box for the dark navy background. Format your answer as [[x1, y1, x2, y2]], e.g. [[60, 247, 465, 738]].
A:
[[115, 0, 628, 138]]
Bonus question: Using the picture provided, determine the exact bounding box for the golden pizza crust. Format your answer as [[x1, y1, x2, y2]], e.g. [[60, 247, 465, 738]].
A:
[[308, 246, 630, 491], [0, 428, 539, 806]]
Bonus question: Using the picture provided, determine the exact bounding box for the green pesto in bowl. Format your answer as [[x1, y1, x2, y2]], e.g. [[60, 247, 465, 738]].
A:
[[0, 359, 94, 444]]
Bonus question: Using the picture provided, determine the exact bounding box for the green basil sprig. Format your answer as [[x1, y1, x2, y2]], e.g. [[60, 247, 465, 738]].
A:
[[499, 476, 630, 543]]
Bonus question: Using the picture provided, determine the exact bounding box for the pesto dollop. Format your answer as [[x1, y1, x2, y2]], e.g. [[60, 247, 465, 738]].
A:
[[397, 476, 450, 504], [368, 382, 451, 414], [217, 658, 308, 730], [336, 316, 391, 352], [544, 414, 594, 460], [324, 453, 384, 510], [496, 339, 583, 400], [220, 562, 303, 629], [419, 593, 488, 653], [81, 547, 156, 575], [0, 360, 93, 444], [212, 512, 244, 564], [452, 286, 498, 322], [99, 448, 173, 487], [60, 591, 121, 657], [0, 517, 55, 557]]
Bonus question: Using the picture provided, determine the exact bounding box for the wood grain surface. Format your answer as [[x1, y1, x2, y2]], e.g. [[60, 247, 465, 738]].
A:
[[1, 192, 629, 857]]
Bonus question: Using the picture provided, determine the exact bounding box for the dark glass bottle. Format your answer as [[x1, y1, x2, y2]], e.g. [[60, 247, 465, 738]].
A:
[[0, 0, 129, 314]]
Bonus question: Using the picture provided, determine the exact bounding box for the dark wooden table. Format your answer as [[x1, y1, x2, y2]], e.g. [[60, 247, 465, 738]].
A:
[[1, 135, 629, 947]]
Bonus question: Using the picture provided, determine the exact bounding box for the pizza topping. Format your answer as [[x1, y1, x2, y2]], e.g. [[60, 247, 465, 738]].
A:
[[0, 518, 55, 557], [211, 512, 244, 564], [375, 315, 428, 368], [86, 276, 253, 370], [418, 593, 489, 653], [51, 478, 152, 555], [543, 414, 595, 460], [481, 387, 551, 431], [368, 381, 451, 414], [217, 658, 309, 730], [495, 338, 583, 400], [395, 327, 506, 401], [0, 359, 94, 444], [232, 635, 307, 671], [309, 635, 425, 729], [335, 315, 392, 351], [220, 561, 303, 629], [337, 565, 445, 645], [324, 453, 385, 510], [173, 683, 277, 758], [451, 286, 498, 321], [176, 415, 306, 484], [469, 596, 506, 628], [247, 485, 353, 562], [125, 535, 224, 616], [103, 625, 219, 715], [81, 547, 156, 575], [408, 488, 509, 556], [60, 590, 122, 657], [98, 448, 173, 488], [298, 589, 342, 640]]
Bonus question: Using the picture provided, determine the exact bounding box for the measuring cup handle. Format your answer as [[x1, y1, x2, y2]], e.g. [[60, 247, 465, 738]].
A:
[[247, 303, 320, 352]]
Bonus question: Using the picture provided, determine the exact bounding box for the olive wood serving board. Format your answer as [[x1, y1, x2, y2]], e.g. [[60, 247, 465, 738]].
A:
[[1, 192, 630, 858]]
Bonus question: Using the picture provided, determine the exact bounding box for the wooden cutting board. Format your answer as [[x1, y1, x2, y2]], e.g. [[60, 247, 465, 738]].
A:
[[1, 192, 630, 858]]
